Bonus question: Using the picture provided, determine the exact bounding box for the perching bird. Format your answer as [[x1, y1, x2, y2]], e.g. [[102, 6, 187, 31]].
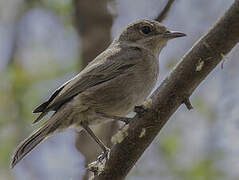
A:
[[10, 19, 185, 168]]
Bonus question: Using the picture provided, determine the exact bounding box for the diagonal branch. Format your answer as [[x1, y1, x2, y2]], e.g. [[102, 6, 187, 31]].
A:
[[155, 0, 175, 22], [93, 0, 239, 179]]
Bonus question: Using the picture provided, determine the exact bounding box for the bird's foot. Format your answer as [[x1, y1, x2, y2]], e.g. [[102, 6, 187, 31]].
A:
[[97, 112, 131, 124], [116, 117, 131, 124], [97, 148, 110, 163], [134, 105, 148, 117], [88, 148, 110, 175]]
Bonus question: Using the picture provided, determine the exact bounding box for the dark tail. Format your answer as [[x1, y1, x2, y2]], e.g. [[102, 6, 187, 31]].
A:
[[10, 115, 61, 168]]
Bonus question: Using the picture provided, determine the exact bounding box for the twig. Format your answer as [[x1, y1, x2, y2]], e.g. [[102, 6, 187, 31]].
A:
[[183, 96, 193, 110], [155, 0, 175, 22]]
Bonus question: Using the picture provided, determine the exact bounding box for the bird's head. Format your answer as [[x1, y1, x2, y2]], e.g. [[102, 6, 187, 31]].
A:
[[114, 19, 186, 56]]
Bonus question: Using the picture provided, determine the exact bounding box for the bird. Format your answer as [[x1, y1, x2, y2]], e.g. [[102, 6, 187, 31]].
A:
[[10, 19, 185, 168]]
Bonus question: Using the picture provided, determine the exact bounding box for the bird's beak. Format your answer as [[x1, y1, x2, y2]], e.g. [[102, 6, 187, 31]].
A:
[[163, 31, 186, 39]]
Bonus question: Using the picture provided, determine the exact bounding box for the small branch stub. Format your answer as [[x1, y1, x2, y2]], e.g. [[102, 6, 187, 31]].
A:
[[183, 97, 193, 110]]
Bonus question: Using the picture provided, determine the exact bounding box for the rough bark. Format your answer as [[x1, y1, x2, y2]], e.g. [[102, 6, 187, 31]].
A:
[[74, 0, 113, 67], [93, 0, 239, 179]]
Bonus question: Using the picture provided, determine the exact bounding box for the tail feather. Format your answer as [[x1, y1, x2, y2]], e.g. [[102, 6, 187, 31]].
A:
[[32, 111, 48, 124], [10, 118, 59, 168]]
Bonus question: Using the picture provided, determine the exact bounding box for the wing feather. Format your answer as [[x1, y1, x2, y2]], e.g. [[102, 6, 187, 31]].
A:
[[32, 46, 142, 123]]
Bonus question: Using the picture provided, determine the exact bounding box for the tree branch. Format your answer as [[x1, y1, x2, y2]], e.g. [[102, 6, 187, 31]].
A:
[[93, 0, 239, 179], [155, 0, 175, 22]]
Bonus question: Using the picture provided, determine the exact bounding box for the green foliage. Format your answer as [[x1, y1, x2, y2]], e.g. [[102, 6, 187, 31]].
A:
[[193, 96, 216, 122], [156, 128, 224, 180], [176, 159, 224, 180], [160, 133, 180, 158], [25, 0, 74, 25], [0, 60, 77, 167], [42, 0, 73, 16]]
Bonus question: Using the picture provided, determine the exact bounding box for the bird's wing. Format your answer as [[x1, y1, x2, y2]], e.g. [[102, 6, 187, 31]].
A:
[[32, 46, 142, 123]]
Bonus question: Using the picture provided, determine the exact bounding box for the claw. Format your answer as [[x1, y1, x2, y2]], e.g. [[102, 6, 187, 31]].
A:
[[88, 148, 110, 175], [98, 148, 110, 163], [120, 117, 131, 124], [134, 105, 147, 116]]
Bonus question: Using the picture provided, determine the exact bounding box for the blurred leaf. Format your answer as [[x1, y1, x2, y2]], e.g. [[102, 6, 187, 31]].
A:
[[176, 159, 224, 180], [193, 96, 216, 122], [159, 133, 180, 158]]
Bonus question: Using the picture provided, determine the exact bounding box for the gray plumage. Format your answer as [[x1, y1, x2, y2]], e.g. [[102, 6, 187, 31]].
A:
[[10, 19, 185, 168]]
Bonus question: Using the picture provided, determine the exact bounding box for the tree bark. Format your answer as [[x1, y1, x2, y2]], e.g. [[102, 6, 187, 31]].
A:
[[74, 0, 113, 67], [93, 0, 239, 179]]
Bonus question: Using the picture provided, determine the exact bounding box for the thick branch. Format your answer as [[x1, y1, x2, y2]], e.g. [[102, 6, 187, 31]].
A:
[[94, 0, 239, 179]]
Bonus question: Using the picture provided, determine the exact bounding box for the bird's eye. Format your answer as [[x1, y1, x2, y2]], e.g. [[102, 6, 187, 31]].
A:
[[140, 26, 152, 35]]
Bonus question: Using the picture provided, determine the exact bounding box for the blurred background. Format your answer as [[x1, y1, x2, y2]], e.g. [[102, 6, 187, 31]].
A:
[[0, 0, 239, 179]]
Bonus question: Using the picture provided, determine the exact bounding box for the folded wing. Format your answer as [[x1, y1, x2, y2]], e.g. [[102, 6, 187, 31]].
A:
[[32, 46, 142, 123]]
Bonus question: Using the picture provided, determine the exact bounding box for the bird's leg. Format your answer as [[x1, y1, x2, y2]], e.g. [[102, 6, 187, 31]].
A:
[[97, 112, 131, 124], [96, 105, 148, 124], [81, 123, 110, 162]]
